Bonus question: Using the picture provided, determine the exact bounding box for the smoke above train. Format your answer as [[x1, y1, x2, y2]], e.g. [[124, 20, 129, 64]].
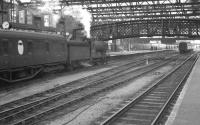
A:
[[18, 0, 92, 38]]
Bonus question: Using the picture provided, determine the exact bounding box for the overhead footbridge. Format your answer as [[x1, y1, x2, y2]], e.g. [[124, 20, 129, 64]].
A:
[[1, 0, 200, 40], [90, 19, 200, 41], [62, 0, 200, 40]]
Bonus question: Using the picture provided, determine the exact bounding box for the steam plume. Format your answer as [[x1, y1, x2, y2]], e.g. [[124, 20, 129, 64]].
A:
[[23, 0, 92, 37], [62, 6, 92, 38]]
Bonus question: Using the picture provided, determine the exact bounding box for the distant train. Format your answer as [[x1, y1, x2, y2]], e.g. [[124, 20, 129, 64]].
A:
[[178, 42, 193, 54], [0, 29, 107, 83]]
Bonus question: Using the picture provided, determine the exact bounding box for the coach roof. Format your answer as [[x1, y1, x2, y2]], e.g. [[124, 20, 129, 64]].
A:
[[0, 30, 65, 40]]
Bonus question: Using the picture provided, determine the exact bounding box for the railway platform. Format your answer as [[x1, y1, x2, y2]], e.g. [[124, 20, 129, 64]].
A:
[[168, 54, 200, 125], [108, 50, 164, 56]]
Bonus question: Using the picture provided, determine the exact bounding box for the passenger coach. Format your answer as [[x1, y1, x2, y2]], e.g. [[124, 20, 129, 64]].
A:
[[0, 30, 107, 83]]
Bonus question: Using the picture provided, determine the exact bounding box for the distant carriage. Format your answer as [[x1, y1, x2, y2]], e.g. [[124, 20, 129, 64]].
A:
[[178, 42, 193, 54]]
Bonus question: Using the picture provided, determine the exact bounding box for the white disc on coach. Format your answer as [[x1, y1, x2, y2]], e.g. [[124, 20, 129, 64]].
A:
[[18, 40, 24, 55]]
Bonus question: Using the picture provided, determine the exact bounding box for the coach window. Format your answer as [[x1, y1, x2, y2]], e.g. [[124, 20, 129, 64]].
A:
[[45, 42, 50, 53], [3, 40, 9, 55], [27, 41, 33, 54]]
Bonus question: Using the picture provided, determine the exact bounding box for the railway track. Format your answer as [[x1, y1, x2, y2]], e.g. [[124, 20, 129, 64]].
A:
[[99, 53, 198, 125], [0, 54, 178, 125], [0, 50, 173, 91]]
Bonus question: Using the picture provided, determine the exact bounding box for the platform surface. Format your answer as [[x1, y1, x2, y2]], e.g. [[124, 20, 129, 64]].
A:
[[171, 54, 200, 125], [108, 50, 163, 56]]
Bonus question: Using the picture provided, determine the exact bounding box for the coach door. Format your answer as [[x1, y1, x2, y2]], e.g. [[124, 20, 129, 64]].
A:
[[26, 40, 34, 66], [0, 39, 10, 69]]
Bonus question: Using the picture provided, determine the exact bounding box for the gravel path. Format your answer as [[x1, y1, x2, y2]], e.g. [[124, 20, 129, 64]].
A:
[[0, 67, 113, 105]]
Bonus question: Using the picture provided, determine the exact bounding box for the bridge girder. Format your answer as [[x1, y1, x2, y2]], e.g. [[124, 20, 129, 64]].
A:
[[91, 19, 200, 40], [3, 0, 200, 40], [62, 0, 200, 25], [62, 0, 200, 40]]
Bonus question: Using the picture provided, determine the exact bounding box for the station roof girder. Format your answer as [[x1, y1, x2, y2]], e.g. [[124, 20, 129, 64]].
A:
[[62, 0, 200, 25], [90, 19, 200, 40]]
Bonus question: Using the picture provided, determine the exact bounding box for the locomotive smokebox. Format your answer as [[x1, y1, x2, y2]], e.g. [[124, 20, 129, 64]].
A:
[[94, 41, 108, 52]]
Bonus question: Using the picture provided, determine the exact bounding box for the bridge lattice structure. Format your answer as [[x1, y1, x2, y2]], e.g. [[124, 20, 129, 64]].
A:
[[1, 0, 200, 40], [62, 0, 200, 40]]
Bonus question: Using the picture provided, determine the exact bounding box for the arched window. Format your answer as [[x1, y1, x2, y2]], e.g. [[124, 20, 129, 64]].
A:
[[17, 40, 24, 55]]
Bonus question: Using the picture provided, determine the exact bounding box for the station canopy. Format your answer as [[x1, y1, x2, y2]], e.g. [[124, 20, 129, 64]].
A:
[[13, 0, 200, 25]]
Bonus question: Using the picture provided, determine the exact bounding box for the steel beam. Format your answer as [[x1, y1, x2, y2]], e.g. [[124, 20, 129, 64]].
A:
[[91, 19, 200, 40]]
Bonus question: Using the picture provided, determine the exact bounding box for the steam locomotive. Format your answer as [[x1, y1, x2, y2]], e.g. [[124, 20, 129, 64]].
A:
[[0, 29, 107, 83]]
